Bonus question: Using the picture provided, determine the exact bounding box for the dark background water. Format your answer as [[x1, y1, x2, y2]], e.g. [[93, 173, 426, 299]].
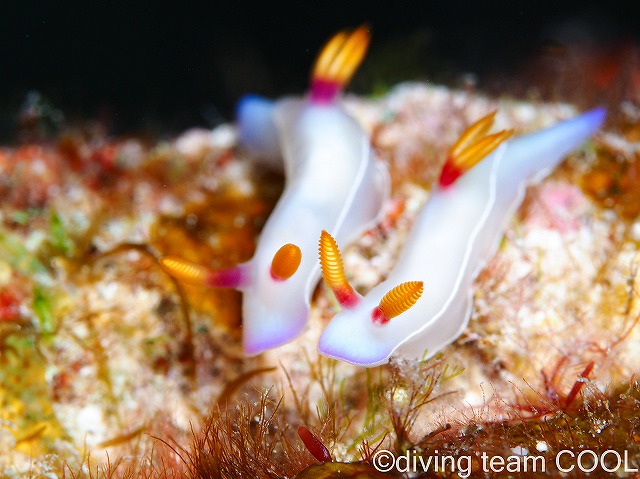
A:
[[1, 0, 639, 139]]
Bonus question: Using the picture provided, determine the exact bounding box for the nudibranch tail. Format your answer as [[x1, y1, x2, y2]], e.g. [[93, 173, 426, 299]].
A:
[[371, 281, 424, 325], [439, 111, 514, 187], [310, 25, 370, 103], [318, 230, 360, 308], [235, 94, 282, 165], [160, 256, 248, 289], [270, 243, 302, 281]]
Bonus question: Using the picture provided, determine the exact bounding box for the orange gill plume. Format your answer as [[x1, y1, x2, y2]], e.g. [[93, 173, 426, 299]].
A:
[[439, 111, 514, 187], [270, 243, 302, 281], [318, 230, 360, 308], [371, 281, 424, 325], [310, 25, 371, 103]]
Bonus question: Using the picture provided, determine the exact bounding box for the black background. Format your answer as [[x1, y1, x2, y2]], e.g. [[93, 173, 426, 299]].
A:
[[1, 1, 638, 137]]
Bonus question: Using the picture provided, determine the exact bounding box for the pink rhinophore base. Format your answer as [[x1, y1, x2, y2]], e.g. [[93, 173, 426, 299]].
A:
[[207, 265, 248, 289], [370, 306, 389, 325], [335, 286, 361, 309]]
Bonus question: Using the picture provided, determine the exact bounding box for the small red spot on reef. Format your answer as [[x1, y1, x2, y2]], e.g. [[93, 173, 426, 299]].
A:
[[297, 426, 332, 463]]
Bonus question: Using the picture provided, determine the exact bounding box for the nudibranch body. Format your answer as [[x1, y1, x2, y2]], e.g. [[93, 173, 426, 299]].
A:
[[162, 26, 388, 354], [318, 107, 606, 366]]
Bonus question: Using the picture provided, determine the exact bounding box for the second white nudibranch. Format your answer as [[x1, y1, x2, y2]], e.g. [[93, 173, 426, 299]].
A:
[[318, 108, 606, 366], [161, 26, 388, 355]]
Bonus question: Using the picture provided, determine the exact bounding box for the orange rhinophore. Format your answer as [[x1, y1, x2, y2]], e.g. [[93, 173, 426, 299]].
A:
[[439, 111, 514, 187], [310, 25, 371, 103], [160, 256, 247, 289], [318, 230, 359, 308], [160, 256, 209, 285], [270, 243, 302, 281], [371, 281, 424, 325]]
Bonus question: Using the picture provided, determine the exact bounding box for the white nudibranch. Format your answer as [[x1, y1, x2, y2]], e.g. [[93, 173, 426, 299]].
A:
[[161, 26, 389, 355], [318, 107, 606, 367]]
